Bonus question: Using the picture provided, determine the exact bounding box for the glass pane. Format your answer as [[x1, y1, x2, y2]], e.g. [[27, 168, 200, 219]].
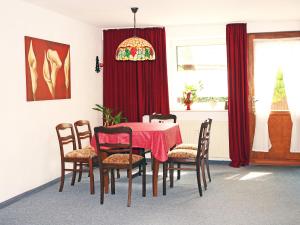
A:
[[177, 44, 227, 71], [254, 37, 300, 111]]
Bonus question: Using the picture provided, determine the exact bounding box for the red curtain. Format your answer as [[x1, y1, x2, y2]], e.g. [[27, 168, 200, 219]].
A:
[[226, 23, 250, 167], [103, 27, 170, 122]]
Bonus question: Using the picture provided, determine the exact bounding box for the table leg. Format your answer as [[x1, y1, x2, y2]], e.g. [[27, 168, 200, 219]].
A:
[[152, 158, 159, 196], [104, 173, 109, 193]]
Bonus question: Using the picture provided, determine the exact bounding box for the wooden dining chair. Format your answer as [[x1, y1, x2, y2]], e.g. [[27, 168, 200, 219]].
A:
[[94, 126, 146, 207], [174, 118, 212, 188], [74, 120, 92, 149], [56, 123, 97, 194], [149, 114, 177, 123], [74, 120, 93, 182], [162, 120, 210, 197]]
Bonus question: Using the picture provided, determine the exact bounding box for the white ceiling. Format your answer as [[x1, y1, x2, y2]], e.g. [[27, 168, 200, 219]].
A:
[[22, 0, 300, 28]]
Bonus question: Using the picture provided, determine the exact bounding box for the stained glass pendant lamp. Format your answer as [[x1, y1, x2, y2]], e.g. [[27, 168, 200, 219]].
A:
[[115, 7, 155, 61]]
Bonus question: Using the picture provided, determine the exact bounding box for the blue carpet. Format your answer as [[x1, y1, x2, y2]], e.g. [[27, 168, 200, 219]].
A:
[[1, 164, 300, 225]]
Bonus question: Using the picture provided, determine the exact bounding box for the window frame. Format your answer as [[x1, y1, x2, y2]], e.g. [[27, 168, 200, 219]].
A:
[[169, 39, 228, 111]]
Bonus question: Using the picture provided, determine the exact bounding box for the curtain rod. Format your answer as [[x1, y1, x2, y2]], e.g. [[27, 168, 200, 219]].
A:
[[101, 26, 165, 31]]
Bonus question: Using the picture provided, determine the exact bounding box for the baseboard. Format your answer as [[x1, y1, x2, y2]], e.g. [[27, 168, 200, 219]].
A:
[[209, 159, 230, 164], [0, 174, 71, 209]]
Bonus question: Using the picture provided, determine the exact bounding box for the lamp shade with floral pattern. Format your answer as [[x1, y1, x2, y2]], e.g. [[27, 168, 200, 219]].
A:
[[115, 7, 155, 61], [115, 37, 155, 61]]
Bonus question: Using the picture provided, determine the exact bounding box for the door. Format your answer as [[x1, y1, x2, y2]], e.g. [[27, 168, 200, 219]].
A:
[[248, 31, 300, 166]]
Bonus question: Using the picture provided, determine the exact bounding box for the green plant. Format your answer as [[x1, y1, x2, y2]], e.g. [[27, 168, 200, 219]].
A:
[[179, 81, 204, 105], [199, 96, 228, 102], [92, 104, 127, 127]]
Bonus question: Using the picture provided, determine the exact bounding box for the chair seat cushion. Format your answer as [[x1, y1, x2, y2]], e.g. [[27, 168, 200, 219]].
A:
[[65, 147, 97, 159], [168, 149, 197, 159], [103, 154, 143, 164], [175, 143, 197, 150]]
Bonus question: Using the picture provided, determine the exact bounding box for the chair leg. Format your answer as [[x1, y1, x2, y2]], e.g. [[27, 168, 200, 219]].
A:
[[78, 163, 83, 182], [71, 162, 77, 186], [88, 159, 95, 194], [201, 159, 207, 190], [117, 169, 120, 178], [59, 162, 65, 192], [142, 162, 146, 197], [138, 165, 142, 176], [151, 153, 154, 171], [138, 149, 145, 176], [170, 163, 174, 188], [100, 167, 104, 204], [196, 163, 203, 197], [111, 169, 115, 194], [163, 162, 167, 195], [177, 163, 181, 180], [127, 168, 132, 207], [205, 158, 211, 182]]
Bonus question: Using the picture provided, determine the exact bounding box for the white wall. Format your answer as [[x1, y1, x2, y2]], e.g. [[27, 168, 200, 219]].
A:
[[248, 21, 300, 33], [166, 21, 300, 161], [1, 0, 300, 203], [0, 0, 103, 203]]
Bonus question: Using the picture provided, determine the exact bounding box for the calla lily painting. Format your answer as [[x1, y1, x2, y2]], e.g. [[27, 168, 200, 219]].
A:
[[25, 36, 70, 101]]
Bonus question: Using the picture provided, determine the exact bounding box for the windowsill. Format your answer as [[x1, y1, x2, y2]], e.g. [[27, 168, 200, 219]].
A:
[[171, 109, 228, 112], [171, 102, 227, 112]]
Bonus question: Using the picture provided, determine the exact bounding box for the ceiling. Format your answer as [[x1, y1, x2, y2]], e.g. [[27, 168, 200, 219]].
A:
[[22, 0, 300, 28]]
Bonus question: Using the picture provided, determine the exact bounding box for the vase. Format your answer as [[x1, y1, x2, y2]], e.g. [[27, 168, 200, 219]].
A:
[[186, 103, 191, 110]]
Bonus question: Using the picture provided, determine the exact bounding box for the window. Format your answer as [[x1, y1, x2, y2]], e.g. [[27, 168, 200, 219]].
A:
[[170, 42, 228, 111], [177, 44, 226, 71], [252, 35, 300, 111]]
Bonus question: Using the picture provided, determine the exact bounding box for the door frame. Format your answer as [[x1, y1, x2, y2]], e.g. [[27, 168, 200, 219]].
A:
[[248, 31, 300, 166]]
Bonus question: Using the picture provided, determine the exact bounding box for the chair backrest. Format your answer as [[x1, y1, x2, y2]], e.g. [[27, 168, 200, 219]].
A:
[[74, 120, 92, 149], [206, 118, 212, 135], [94, 126, 133, 165], [196, 120, 210, 160], [203, 118, 212, 157], [149, 114, 177, 123], [56, 123, 76, 158]]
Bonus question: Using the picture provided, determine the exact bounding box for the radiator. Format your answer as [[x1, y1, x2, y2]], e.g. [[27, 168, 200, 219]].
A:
[[177, 120, 229, 160], [142, 114, 230, 160]]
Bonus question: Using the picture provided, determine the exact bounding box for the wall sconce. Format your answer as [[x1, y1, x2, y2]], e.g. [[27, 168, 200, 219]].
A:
[[95, 56, 103, 73]]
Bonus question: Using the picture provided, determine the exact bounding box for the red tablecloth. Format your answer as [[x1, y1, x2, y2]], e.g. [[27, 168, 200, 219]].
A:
[[91, 122, 182, 162]]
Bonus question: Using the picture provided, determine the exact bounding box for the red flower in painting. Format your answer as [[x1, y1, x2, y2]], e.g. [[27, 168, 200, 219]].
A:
[[130, 47, 137, 57]]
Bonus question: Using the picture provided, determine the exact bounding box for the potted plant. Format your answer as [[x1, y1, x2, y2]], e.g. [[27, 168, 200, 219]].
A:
[[179, 82, 203, 110], [199, 96, 228, 109], [92, 104, 127, 127], [208, 97, 218, 109]]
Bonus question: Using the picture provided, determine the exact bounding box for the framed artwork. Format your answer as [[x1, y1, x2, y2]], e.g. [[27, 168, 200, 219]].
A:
[[24, 36, 71, 101]]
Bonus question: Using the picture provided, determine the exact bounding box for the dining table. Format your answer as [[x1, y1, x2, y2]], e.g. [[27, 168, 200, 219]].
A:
[[90, 122, 182, 196]]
